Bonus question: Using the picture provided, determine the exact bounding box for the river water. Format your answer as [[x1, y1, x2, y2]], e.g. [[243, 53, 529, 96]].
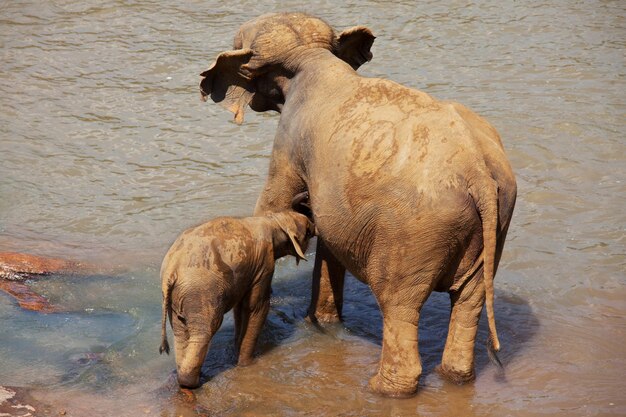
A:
[[0, 1, 624, 416]]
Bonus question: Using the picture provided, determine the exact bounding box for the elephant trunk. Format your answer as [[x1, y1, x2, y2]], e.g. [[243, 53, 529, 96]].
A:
[[176, 334, 213, 388]]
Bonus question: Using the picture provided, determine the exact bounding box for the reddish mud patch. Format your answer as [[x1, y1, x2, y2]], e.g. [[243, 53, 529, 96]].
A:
[[0, 252, 102, 312], [0, 280, 58, 313], [0, 252, 84, 280], [0, 386, 55, 417]]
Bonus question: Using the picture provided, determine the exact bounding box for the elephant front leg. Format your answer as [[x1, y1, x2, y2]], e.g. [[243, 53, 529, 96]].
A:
[[234, 301, 244, 348], [235, 289, 271, 366], [438, 274, 485, 384], [307, 239, 345, 323]]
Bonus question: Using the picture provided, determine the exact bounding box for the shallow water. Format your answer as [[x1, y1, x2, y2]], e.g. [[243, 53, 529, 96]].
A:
[[1, 1, 625, 416]]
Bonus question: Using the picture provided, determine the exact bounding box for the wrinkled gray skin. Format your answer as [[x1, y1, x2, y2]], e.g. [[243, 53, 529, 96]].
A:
[[199, 13, 516, 397], [159, 210, 314, 388]]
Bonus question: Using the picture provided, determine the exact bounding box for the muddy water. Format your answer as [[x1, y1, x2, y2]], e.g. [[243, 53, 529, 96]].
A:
[[1, 1, 624, 416]]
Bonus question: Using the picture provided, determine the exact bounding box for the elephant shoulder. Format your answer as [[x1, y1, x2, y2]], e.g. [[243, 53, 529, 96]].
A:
[[354, 77, 436, 109]]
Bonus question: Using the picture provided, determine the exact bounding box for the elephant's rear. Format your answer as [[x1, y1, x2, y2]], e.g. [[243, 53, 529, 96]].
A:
[[158, 224, 214, 356], [446, 100, 517, 230], [159, 247, 177, 355], [311, 85, 517, 322]]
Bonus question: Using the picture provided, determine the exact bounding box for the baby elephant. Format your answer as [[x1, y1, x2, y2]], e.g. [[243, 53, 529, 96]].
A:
[[159, 209, 314, 388]]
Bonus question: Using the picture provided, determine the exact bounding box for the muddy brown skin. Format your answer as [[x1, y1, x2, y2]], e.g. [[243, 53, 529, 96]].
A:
[[159, 210, 314, 389], [199, 13, 517, 397]]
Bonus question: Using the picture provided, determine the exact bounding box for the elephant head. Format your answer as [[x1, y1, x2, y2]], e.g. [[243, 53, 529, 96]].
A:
[[199, 12, 375, 124], [268, 210, 315, 264], [163, 278, 225, 388]]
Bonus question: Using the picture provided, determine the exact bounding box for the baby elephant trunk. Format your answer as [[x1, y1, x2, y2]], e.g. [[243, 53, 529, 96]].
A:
[[176, 334, 212, 388]]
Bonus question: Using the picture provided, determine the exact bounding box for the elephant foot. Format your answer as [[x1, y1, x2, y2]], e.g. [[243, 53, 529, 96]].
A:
[[237, 356, 256, 367], [436, 364, 475, 385], [367, 373, 418, 398]]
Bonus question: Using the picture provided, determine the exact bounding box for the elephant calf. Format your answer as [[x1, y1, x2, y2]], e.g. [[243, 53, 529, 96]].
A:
[[159, 209, 315, 388]]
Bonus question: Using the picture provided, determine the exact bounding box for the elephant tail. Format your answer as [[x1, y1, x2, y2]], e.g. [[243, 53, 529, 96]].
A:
[[471, 179, 501, 354], [159, 276, 173, 355]]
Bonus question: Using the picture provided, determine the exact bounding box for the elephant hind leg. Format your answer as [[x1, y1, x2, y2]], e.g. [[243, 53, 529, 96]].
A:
[[368, 283, 432, 397], [368, 317, 421, 397], [438, 270, 485, 384]]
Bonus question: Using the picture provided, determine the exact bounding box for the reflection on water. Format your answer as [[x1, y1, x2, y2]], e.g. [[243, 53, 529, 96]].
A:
[[1, 1, 625, 416]]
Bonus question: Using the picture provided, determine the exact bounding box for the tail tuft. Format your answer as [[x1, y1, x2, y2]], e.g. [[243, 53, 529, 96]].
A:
[[487, 337, 503, 370], [159, 339, 170, 355]]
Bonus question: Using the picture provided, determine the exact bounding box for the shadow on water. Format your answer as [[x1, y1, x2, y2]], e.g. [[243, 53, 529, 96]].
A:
[[157, 267, 539, 415], [0, 302, 136, 386], [195, 268, 317, 384], [1, 262, 539, 416], [341, 274, 540, 381]]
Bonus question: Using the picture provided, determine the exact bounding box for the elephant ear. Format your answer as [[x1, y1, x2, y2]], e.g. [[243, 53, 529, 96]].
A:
[[199, 49, 256, 125], [272, 213, 307, 262], [336, 26, 375, 70]]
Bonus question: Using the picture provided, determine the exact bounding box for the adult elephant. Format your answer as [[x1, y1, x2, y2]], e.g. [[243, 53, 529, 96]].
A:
[[199, 13, 516, 397]]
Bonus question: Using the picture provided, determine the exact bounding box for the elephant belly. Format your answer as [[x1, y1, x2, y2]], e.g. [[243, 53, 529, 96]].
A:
[[311, 182, 482, 291]]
